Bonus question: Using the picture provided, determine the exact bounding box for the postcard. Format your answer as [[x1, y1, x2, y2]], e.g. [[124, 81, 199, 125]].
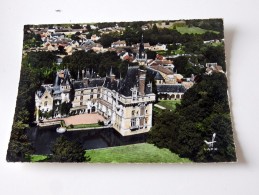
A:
[[6, 19, 236, 163]]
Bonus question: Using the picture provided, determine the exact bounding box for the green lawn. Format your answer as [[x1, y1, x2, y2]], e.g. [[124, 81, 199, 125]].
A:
[[211, 42, 223, 47], [30, 155, 49, 162], [67, 123, 101, 129], [85, 143, 191, 163], [174, 26, 219, 35], [157, 100, 181, 111]]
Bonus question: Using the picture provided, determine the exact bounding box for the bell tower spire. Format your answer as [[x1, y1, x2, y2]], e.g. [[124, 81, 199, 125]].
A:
[[139, 34, 145, 59], [136, 34, 147, 65]]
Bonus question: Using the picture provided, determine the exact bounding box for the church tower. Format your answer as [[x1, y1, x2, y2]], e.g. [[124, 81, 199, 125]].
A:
[[136, 34, 147, 65]]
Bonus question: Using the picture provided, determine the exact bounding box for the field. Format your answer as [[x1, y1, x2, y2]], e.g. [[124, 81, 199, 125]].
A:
[[85, 143, 191, 163], [174, 26, 219, 35], [157, 100, 181, 111]]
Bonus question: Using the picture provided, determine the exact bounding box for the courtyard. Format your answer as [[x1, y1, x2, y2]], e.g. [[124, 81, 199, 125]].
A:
[[63, 113, 105, 125]]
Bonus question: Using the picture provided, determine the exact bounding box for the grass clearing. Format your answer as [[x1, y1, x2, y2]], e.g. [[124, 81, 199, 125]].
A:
[[30, 155, 48, 162], [157, 100, 181, 111], [174, 26, 219, 35], [85, 143, 191, 163]]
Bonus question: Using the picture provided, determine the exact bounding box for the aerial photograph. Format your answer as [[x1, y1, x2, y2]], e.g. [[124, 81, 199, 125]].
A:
[[6, 19, 236, 163]]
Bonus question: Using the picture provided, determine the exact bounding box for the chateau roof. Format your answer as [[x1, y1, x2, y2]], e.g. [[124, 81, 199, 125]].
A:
[[73, 81, 88, 90], [88, 78, 105, 87], [73, 78, 105, 89], [36, 85, 53, 98], [103, 77, 120, 91], [119, 66, 153, 97], [118, 67, 139, 96]]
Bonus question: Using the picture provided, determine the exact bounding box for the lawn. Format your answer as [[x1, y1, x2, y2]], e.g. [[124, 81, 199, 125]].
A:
[[211, 42, 223, 47], [174, 26, 219, 35], [157, 100, 181, 111], [85, 143, 191, 163], [67, 123, 101, 129], [30, 155, 49, 162]]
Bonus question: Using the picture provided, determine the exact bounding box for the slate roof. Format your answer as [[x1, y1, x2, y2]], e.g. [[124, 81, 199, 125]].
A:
[[88, 78, 105, 87], [154, 72, 164, 80], [103, 77, 120, 91], [118, 67, 139, 96], [73, 78, 105, 89], [36, 85, 53, 98], [156, 84, 186, 93], [73, 81, 88, 90], [118, 66, 153, 97]]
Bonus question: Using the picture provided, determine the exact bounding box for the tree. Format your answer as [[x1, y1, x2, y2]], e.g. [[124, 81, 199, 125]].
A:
[[152, 24, 159, 34], [99, 33, 119, 48], [51, 136, 89, 162], [60, 102, 71, 116], [58, 45, 66, 54], [173, 56, 191, 76], [148, 73, 236, 162], [34, 34, 43, 47], [204, 44, 226, 71], [6, 122, 34, 162], [86, 24, 91, 31], [146, 50, 157, 60], [71, 34, 80, 42]]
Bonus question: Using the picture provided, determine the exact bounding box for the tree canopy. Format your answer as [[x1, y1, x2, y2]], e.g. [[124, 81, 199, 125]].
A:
[[62, 50, 136, 79], [148, 73, 236, 162], [51, 136, 89, 162]]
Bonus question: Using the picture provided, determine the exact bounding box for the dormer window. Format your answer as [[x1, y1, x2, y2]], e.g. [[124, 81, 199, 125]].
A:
[[131, 87, 138, 101]]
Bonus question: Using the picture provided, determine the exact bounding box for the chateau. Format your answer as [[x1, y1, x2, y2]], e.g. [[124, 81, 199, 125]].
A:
[[35, 35, 193, 136]]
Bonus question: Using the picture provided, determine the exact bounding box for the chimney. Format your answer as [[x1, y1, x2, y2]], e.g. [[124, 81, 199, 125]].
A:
[[83, 77, 89, 86], [138, 68, 146, 96], [110, 67, 115, 82], [82, 69, 85, 78]]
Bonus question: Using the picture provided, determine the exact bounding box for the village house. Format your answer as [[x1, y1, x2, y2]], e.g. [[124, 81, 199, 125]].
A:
[[91, 34, 101, 41], [111, 40, 126, 48], [149, 43, 167, 51], [205, 63, 224, 75]]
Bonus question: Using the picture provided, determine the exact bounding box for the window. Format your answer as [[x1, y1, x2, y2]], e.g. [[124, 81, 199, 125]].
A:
[[131, 118, 136, 127], [90, 95, 93, 99], [80, 96, 83, 100], [44, 101, 48, 106], [45, 96, 48, 99], [132, 110, 135, 116]]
